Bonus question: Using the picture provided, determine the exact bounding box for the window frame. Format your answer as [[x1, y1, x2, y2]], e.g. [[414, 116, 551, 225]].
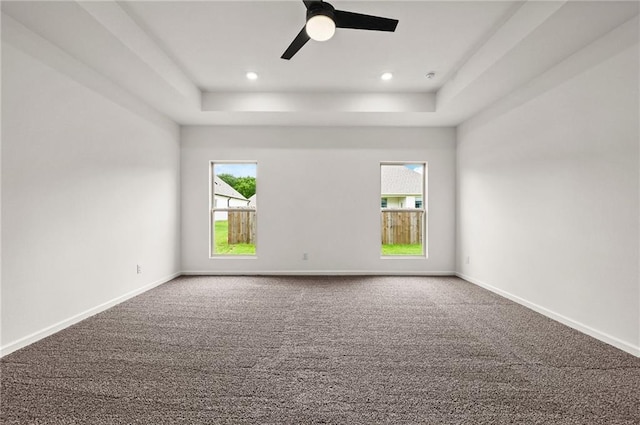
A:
[[380, 161, 427, 259], [209, 160, 257, 259]]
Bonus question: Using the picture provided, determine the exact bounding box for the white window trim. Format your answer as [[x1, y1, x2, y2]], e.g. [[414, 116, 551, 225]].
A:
[[380, 161, 428, 259], [209, 160, 257, 259]]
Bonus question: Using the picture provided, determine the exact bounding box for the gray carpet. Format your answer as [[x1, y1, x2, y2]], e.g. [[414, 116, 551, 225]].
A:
[[1, 276, 639, 424]]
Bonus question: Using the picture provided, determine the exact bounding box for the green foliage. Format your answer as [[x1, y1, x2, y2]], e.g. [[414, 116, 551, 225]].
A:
[[214, 221, 255, 255], [381, 244, 423, 256], [234, 179, 256, 199], [217, 173, 239, 189], [217, 173, 256, 199]]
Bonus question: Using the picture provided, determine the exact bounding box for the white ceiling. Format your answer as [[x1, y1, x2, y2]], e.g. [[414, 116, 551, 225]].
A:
[[2, 1, 639, 127], [120, 1, 517, 93]]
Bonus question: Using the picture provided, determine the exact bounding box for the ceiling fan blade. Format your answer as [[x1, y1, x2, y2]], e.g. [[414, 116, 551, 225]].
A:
[[281, 26, 311, 60], [302, 0, 317, 9], [334, 10, 398, 32]]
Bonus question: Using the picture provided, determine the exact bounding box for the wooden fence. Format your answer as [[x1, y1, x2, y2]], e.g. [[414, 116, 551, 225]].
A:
[[381, 210, 424, 245], [228, 210, 256, 244]]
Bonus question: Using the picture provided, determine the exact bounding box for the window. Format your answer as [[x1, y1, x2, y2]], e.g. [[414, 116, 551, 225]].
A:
[[211, 162, 257, 256], [380, 163, 426, 256]]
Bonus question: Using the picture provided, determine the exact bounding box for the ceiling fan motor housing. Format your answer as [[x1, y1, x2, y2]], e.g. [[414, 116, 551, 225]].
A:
[[307, 2, 335, 22]]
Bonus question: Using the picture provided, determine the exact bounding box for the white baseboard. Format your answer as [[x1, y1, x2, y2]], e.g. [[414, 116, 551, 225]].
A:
[[181, 270, 457, 276], [456, 272, 640, 358], [0, 272, 181, 358]]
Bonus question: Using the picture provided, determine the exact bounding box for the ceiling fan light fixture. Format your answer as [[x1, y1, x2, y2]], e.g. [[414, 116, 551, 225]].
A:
[[281, 0, 398, 60], [306, 14, 336, 41]]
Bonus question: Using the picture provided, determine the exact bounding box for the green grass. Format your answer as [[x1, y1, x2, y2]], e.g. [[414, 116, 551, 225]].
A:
[[381, 244, 423, 256], [214, 220, 255, 255]]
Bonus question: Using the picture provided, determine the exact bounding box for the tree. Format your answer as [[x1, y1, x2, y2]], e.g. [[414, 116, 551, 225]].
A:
[[218, 174, 256, 199], [217, 173, 238, 190]]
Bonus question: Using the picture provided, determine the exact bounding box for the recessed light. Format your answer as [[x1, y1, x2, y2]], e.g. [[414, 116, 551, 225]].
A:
[[381, 72, 393, 81], [425, 72, 436, 79], [246, 71, 258, 80]]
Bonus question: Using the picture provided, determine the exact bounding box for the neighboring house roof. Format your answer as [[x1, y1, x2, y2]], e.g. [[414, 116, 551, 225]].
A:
[[248, 194, 256, 207], [381, 165, 423, 196], [213, 176, 247, 200]]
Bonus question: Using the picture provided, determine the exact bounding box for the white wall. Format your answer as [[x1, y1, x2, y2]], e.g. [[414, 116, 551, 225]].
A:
[[181, 126, 456, 274], [1, 27, 181, 353], [456, 41, 639, 354]]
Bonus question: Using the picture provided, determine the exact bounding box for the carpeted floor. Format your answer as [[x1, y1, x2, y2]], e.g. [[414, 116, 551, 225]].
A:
[[1, 276, 639, 424]]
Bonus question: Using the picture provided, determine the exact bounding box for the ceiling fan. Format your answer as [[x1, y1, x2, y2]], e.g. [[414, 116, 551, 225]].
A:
[[281, 0, 399, 60]]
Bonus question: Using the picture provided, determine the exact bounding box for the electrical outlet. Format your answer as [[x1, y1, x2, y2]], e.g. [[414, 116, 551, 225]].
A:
[[136, 264, 142, 274], [303, 253, 308, 261]]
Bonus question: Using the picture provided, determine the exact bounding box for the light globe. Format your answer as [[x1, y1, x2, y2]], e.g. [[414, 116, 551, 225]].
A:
[[306, 15, 336, 41]]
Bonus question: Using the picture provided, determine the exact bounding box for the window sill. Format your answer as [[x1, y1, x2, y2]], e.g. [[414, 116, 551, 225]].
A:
[[209, 256, 258, 260]]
